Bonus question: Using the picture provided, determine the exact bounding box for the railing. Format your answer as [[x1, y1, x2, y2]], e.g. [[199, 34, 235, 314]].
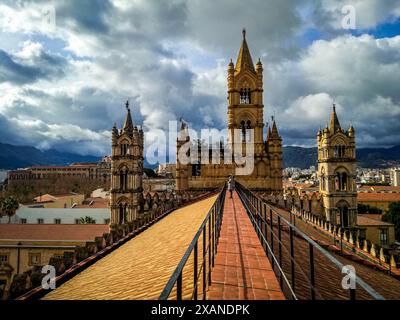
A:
[[235, 182, 385, 300], [290, 205, 399, 276], [159, 185, 226, 300]]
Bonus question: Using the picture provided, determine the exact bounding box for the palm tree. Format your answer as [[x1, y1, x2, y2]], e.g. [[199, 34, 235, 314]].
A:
[[79, 216, 96, 224], [1, 197, 19, 223]]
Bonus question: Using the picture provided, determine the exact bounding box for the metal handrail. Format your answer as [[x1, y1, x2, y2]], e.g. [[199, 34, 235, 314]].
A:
[[235, 182, 385, 300], [159, 185, 226, 300], [236, 187, 298, 300]]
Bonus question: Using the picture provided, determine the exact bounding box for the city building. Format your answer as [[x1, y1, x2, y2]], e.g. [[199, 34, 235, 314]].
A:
[[358, 192, 400, 213], [31, 193, 85, 209], [0, 224, 108, 299], [176, 30, 283, 191], [391, 168, 400, 186], [357, 215, 396, 247], [0, 207, 110, 224], [156, 163, 176, 178], [317, 105, 357, 227], [7, 159, 111, 187]]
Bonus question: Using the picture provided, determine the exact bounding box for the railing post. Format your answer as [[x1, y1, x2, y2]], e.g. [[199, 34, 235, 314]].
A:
[[177, 272, 182, 300], [270, 208, 274, 270], [208, 218, 212, 286], [202, 227, 206, 300], [194, 242, 198, 300], [264, 204, 268, 251], [290, 226, 295, 295], [212, 208, 215, 267], [309, 243, 315, 300], [278, 216, 283, 288]]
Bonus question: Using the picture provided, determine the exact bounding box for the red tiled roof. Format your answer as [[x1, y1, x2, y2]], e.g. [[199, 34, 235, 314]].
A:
[[74, 197, 108, 208], [359, 186, 400, 193], [0, 224, 109, 241], [357, 192, 400, 202], [357, 215, 394, 227]]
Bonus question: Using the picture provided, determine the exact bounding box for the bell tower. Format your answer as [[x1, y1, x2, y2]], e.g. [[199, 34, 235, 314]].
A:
[[227, 29, 265, 161], [110, 101, 144, 226], [317, 104, 357, 227]]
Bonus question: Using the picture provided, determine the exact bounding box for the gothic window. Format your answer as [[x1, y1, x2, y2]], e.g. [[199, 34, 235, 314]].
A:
[[334, 145, 346, 158], [335, 171, 348, 191], [119, 168, 128, 191], [241, 120, 246, 141], [119, 203, 128, 223], [120, 143, 130, 156], [240, 88, 251, 104]]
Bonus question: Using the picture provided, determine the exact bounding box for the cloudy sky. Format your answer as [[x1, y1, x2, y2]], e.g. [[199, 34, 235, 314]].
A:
[[0, 0, 399, 158]]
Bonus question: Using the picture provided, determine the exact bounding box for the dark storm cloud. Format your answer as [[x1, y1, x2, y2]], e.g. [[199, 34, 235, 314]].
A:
[[0, 45, 66, 85]]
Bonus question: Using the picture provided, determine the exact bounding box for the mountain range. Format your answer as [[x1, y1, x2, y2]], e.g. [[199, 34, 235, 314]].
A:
[[0, 142, 100, 170], [0, 142, 399, 170], [283, 145, 400, 169]]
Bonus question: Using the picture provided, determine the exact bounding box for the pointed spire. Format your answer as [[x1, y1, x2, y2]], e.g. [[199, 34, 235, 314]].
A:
[[123, 100, 134, 133], [178, 117, 189, 141], [348, 122, 355, 137], [329, 104, 341, 133], [267, 126, 272, 140], [235, 28, 255, 73], [112, 122, 118, 134], [271, 119, 280, 138]]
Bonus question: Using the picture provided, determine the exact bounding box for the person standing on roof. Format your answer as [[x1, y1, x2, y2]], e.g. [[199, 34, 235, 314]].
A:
[[227, 175, 235, 198]]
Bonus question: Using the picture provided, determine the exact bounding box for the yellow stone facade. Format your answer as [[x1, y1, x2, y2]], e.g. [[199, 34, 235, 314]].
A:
[[110, 102, 144, 225], [176, 30, 283, 192], [317, 105, 357, 227]]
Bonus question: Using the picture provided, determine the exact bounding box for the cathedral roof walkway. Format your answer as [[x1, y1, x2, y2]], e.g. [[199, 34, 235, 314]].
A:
[[159, 188, 285, 300], [235, 183, 393, 300], [40, 194, 218, 300]]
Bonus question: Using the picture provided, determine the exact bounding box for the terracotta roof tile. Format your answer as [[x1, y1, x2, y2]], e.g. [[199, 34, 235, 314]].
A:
[[0, 224, 109, 241], [357, 192, 400, 202], [357, 215, 394, 227]]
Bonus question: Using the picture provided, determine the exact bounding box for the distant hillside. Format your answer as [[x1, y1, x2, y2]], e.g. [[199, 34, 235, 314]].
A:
[[1, 142, 399, 171], [283, 145, 400, 169], [0, 142, 101, 170]]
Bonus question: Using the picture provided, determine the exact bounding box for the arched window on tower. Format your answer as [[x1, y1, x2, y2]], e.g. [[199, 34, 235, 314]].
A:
[[335, 171, 348, 191], [246, 120, 252, 142], [239, 88, 251, 104], [240, 120, 246, 141], [120, 142, 130, 156], [334, 145, 346, 158], [119, 168, 128, 191], [119, 203, 128, 223]]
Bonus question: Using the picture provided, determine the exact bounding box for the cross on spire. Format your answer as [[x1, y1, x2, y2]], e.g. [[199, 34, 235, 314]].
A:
[[125, 100, 130, 110]]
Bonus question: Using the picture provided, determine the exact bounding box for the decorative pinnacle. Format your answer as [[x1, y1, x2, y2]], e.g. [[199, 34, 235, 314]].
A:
[[242, 28, 246, 39], [125, 100, 129, 110]]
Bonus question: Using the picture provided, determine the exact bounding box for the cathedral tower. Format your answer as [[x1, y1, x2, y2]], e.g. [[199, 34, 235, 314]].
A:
[[110, 101, 144, 226], [175, 30, 283, 192], [317, 104, 357, 227], [227, 29, 265, 157]]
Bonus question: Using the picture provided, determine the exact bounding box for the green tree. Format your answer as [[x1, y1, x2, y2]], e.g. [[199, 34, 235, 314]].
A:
[[0, 196, 19, 223], [382, 202, 400, 242], [79, 216, 96, 224]]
